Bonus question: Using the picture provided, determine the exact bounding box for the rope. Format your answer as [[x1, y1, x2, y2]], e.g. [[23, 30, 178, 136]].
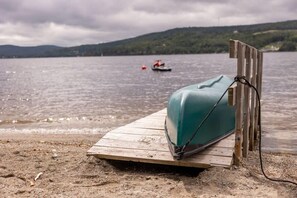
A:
[[236, 76, 297, 186]]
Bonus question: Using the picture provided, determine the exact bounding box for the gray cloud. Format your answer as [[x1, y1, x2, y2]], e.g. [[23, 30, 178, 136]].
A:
[[0, 0, 296, 46]]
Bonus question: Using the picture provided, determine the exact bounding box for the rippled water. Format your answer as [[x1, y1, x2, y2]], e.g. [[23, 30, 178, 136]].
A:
[[0, 53, 296, 152], [261, 52, 297, 153], [0, 54, 236, 131]]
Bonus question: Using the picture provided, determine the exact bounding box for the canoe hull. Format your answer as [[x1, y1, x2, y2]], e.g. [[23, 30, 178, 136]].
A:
[[165, 75, 235, 159], [151, 66, 172, 71]]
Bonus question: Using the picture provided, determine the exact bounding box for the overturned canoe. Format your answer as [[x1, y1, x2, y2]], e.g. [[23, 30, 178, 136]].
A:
[[165, 75, 235, 159]]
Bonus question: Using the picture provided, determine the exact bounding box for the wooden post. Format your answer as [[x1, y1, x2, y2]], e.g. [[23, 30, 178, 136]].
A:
[[243, 47, 251, 157], [228, 84, 237, 106], [229, 40, 263, 163], [254, 52, 263, 140], [256, 52, 263, 97], [258, 52, 263, 98], [234, 42, 245, 164], [249, 49, 258, 150], [229, 40, 238, 58]]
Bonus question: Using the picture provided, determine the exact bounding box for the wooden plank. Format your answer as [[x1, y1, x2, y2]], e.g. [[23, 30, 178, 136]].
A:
[[133, 118, 165, 126], [149, 109, 167, 116], [134, 110, 166, 120], [258, 52, 263, 98], [234, 41, 245, 163], [229, 40, 238, 58], [97, 132, 234, 149], [228, 84, 237, 106], [112, 127, 164, 136], [254, 52, 263, 141], [88, 146, 233, 168], [93, 138, 169, 151], [249, 49, 258, 150], [125, 122, 164, 130], [92, 138, 234, 157], [102, 133, 168, 144], [101, 132, 235, 148], [137, 117, 164, 122], [243, 47, 252, 157], [140, 114, 167, 119]]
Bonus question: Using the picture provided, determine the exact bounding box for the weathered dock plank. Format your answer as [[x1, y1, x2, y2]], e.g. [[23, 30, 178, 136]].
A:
[[88, 109, 235, 168]]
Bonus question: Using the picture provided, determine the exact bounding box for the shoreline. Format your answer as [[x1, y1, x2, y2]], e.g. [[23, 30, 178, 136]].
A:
[[0, 132, 296, 197]]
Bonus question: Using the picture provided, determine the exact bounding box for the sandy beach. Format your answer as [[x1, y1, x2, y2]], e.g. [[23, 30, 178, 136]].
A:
[[0, 132, 296, 197]]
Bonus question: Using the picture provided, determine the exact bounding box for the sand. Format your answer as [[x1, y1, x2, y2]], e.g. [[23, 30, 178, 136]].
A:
[[0, 132, 296, 197]]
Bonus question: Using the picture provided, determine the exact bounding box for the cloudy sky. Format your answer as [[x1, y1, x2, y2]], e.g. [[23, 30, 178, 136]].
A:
[[0, 0, 296, 47]]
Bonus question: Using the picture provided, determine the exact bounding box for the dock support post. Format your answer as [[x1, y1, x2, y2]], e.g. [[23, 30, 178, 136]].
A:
[[243, 47, 251, 157], [254, 51, 263, 141], [249, 49, 258, 150], [229, 40, 263, 164], [235, 42, 245, 163]]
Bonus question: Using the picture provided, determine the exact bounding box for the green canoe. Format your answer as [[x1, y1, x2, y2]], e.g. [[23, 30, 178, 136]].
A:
[[165, 75, 235, 159]]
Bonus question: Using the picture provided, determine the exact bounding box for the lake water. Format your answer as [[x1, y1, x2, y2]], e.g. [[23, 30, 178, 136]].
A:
[[0, 53, 296, 152]]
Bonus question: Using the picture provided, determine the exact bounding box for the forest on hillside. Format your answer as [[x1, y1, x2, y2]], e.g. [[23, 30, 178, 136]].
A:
[[53, 20, 297, 57], [1, 20, 297, 58]]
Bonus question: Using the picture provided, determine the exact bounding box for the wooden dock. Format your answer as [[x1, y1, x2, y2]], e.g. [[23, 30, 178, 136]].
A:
[[87, 109, 235, 168]]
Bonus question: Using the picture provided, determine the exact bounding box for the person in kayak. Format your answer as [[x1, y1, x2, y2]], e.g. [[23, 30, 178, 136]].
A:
[[153, 60, 165, 67]]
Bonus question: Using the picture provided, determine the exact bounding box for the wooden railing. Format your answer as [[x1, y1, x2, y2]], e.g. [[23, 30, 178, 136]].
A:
[[229, 40, 263, 164]]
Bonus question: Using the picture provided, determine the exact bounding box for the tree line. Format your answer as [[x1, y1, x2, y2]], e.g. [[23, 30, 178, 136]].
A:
[[0, 20, 296, 58]]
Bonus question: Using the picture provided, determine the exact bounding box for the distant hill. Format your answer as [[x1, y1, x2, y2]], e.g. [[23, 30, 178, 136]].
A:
[[0, 45, 62, 58], [0, 20, 297, 58]]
